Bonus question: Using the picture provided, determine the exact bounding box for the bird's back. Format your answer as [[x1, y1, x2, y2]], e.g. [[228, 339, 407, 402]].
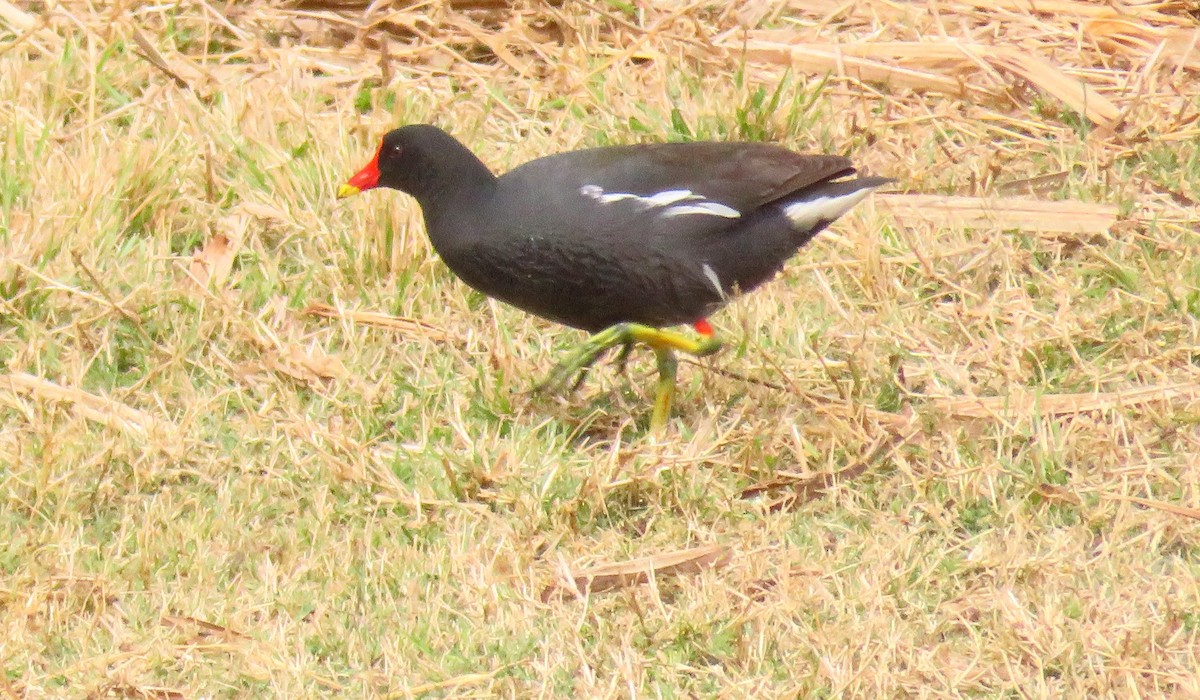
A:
[[430, 141, 883, 330]]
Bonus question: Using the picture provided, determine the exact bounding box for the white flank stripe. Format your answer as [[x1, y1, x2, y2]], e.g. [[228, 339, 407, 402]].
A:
[[661, 202, 741, 219], [702, 263, 726, 299], [644, 189, 697, 206], [598, 192, 640, 204], [579, 185, 739, 219], [781, 188, 873, 230], [581, 184, 684, 206], [582, 184, 638, 204]]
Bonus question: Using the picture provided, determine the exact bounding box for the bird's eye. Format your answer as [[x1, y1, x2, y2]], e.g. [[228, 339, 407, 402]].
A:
[[390, 143, 403, 157]]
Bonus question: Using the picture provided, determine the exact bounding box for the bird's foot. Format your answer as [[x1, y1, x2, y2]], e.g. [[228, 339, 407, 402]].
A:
[[535, 325, 630, 396], [535, 322, 723, 430]]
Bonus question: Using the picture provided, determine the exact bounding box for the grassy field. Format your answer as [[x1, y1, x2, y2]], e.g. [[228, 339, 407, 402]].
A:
[[3, 1, 1200, 697]]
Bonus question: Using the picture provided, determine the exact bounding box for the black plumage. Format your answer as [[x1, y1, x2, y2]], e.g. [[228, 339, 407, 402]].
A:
[[338, 124, 890, 429], [346, 124, 889, 332]]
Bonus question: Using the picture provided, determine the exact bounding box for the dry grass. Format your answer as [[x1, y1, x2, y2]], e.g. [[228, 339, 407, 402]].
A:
[[2, 0, 1200, 697]]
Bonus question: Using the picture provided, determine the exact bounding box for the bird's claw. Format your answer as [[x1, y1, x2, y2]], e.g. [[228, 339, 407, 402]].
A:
[[535, 345, 610, 396], [613, 340, 635, 375]]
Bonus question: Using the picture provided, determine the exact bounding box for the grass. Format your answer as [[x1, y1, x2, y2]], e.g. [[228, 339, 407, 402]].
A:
[[3, 1, 1200, 697]]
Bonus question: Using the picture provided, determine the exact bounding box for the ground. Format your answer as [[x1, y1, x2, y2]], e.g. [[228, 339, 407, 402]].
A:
[[2, 1, 1200, 697]]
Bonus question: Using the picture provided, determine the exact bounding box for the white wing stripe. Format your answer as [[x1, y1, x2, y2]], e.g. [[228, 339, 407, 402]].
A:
[[661, 202, 741, 219], [645, 189, 697, 206], [579, 184, 741, 219]]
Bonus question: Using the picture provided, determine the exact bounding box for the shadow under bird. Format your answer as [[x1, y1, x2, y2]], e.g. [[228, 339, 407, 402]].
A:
[[338, 124, 890, 430]]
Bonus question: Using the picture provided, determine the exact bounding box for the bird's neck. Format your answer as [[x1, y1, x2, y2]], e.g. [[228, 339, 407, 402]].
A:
[[413, 145, 496, 253], [411, 143, 496, 212]]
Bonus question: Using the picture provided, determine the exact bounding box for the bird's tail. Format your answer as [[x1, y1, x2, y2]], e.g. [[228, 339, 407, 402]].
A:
[[778, 175, 894, 247]]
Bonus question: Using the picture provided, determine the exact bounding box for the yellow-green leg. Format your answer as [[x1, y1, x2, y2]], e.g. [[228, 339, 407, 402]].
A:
[[651, 347, 678, 430], [536, 322, 722, 430]]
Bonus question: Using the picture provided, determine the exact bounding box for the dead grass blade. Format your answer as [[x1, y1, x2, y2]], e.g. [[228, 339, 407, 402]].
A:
[[1036, 483, 1083, 506], [387, 668, 506, 698], [875, 193, 1120, 235], [64, 253, 150, 341], [446, 16, 533, 75], [995, 170, 1076, 197], [160, 615, 252, 642], [542, 544, 732, 602], [722, 38, 1124, 130], [952, 0, 1186, 22], [741, 422, 923, 512], [128, 25, 200, 91], [747, 463, 870, 513], [1107, 494, 1200, 521], [0, 675, 24, 700], [744, 564, 824, 603], [1, 372, 177, 439], [985, 47, 1124, 132], [725, 40, 978, 96], [0, 0, 34, 30], [303, 302, 454, 343], [929, 383, 1200, 419], [1086, 21, 1200, 72], [98, 684, 185, 700], [264, 343, 349, 384], [184, 212, 252, 292], [0, 0, 63, 54], [186, 233, 239, 291]]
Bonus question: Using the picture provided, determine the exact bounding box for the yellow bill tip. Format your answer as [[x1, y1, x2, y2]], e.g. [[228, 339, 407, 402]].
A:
[[336, 183, 361, 199]]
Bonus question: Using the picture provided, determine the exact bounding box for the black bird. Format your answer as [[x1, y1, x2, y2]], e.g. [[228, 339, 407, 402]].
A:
[[339, 124, 889, 429]]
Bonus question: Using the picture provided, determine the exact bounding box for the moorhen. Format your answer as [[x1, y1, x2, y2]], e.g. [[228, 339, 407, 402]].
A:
[[338, 124, 889, 430]]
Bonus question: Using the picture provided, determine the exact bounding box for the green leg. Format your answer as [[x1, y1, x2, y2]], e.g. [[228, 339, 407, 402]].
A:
[[536, 322, 722, 429], [650, 347, 678, 431]]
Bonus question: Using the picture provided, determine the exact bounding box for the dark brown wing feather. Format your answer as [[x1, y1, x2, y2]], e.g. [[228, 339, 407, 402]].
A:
[[502, 141, 855, 211], [439, 141, 868, 330]]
